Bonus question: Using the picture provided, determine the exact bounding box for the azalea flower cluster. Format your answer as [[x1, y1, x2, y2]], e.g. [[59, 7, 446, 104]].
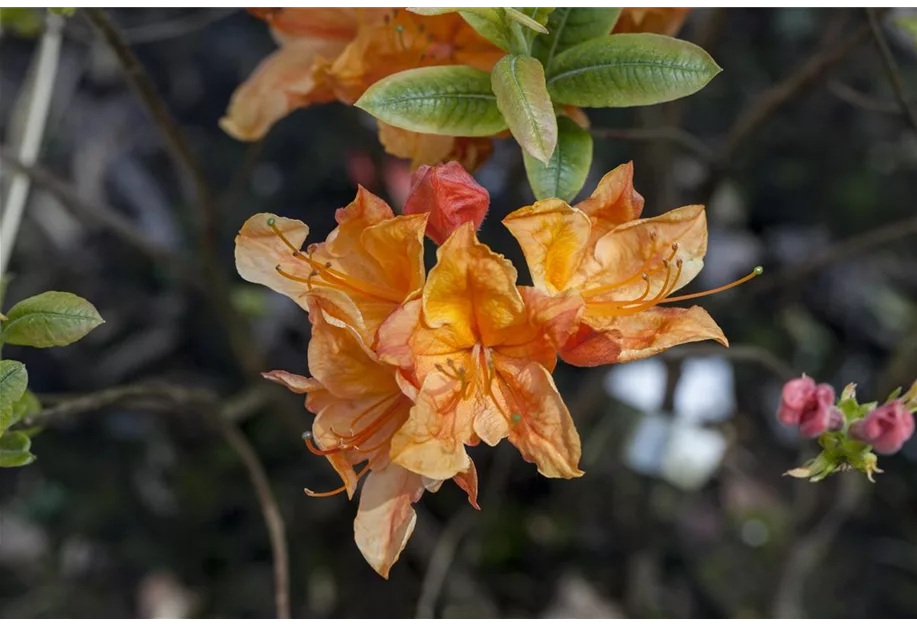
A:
[[235, 161, 759, 577], [221, 7, 690, 170], [778, 375, 916, 482]]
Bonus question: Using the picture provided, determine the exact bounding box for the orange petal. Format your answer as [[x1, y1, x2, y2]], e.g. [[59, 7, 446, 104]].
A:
[[588, 204, 707, 302], [354, 462, 425, 578], [504, 363, 583, 479], [389, 371, 473, 481], [574, 161, 644, 232], [502, 199, 591, 294], [235, 213, 311, 308], [307, 296, 399, 399], [219, 40, 337, 141], [559, 322, 623, 368], [378, 122, 457, 170], [261, 369, 320, 395], [424, 222, 526, 347], [454, 459, 480, 510], [613, 8, 691, 37], [584, 305, 728, 363]]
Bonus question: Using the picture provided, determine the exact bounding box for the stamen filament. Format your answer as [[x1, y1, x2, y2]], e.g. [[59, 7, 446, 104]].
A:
[[660, 266, 763, 303]]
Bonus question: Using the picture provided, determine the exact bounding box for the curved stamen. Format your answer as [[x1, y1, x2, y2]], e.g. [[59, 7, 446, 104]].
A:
[[580, 240, 678, 299], [660, 266, 763, 303]]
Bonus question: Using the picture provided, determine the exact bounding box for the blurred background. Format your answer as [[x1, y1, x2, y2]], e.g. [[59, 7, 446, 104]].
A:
[[1, 7, 916, 619]]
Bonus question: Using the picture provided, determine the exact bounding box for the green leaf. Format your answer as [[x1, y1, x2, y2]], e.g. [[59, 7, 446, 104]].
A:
[[0, 360, 28, 434], [48, 8, 76, 17], [0, 431, 36, 468], [1, 291, 104, 348], [524, 116, 593, 201], [897, 16, 917, 48], [10, 390, 41, 432], [355, 66, 507, 137], [533, 8, 623, 68], [546, 33, 722, 108], [505, 8, 550, 34], [492, 55, 557, 164], [457, 8, 512, 51]]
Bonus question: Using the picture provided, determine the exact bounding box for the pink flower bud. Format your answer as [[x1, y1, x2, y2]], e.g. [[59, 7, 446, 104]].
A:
[[402, 161, 489, 245], [849, 400, 915, 455], [777, 375, 843, 438]]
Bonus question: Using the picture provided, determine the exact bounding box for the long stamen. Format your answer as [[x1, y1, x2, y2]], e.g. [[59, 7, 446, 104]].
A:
[[660, 266, 763, 303], [588, 259, 682, 316], [580, 239, 677, 299], [268, 219, 402, 302]]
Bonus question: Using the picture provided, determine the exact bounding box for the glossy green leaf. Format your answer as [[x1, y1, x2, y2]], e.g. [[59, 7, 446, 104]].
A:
[[524, 116, 593, 201], [1, 291, 104, 348], [492, 55, 557, 164], [0, 431, 36, 468], [547, 33, 722, 107], [0, 360, 28, 434], [457, 8, 512, 51], [356, 66, 507, 137], [533, 8, 622, 68]]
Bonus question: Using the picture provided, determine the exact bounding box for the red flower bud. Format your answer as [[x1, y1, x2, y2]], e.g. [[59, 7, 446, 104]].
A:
[[402, 161, 489, 245], [777, 375, 843, 438], [849, 400, 915, 455]]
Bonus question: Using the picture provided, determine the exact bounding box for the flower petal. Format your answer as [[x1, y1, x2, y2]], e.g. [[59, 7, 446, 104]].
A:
[[235, 213, 311, 308], [261, 369, 320, 395], [378, 121, 457, 170], [558, 322, 624, 367], [502, 199, 591, 294], [504, 362, 583, 478], [582, 305, 727, 363], [423, 222, 526, 347], [220, 40, 339, 141], [354, 462, 425, 578], [575, 161, 644, 232], [389, 371, 473, 481], [454, 459, 480, 510], [588, 204, 707, 302]]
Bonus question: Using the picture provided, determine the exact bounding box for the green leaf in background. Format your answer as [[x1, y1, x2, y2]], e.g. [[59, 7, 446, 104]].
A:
[[1, 291, 104, 348], [492, 55, 557, 164], [533, 8, 623, 68], [48, 8, 76, 17], [0, 360, 28, 434], [0, 431, 36, 468], [524, 116, 594, 202], [546, 33, 722, 108], [355, 66, 507, 137], [505, 8, 550, 34], [897, 16, 917, 48]]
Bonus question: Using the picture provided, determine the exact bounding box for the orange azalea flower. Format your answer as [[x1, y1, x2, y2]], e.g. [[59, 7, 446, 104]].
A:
[[503, 162, 760, 367], [614, 8, 691, 36], [222, 8, 503, 169], [234, 186, 427, 343], [376, 222, 584, 481], [264, 294, 479, 577]]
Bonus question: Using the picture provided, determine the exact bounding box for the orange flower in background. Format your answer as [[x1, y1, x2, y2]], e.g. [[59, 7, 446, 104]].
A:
[[222, 8, 503, 167], [234, 186, 427, 343], [263, 294, 478, 578], [614, 8, 692, 36], [376, 223, 584, 481], [504, 163, 760, 367]]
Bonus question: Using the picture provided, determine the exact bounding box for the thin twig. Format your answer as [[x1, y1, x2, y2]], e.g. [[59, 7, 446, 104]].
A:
[[15, 383, 290, 619], [0, 13, 63, 278], [866, 8, 917, 135], [591, 127, 713, 163], [702, 18, 876, 200], [828, 80, 904, 114], [414, 510, 476, 619], [662, 344, 797, 382], [120, 8, 238, 44], [0, 149, 192, 281], [82, 8, 217, 252], [744, 213, 917, 299]]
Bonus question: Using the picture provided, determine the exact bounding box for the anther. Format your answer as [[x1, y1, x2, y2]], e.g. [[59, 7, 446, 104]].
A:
[[511, 413, 522, 423], [267, 217, 276, 226]]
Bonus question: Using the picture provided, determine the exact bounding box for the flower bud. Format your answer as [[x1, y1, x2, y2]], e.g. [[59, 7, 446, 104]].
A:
[[777, 375, 843, 438], [402, 161, 489, 245], [849, 400, 915, 455]]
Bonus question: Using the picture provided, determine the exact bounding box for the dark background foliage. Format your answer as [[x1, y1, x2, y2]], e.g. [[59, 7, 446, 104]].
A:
[[1, 7, 915, 618]]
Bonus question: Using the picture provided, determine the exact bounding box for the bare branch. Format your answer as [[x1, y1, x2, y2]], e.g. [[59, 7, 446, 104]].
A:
[[591, 127, 713, 163], [15, 383, 290, 620], [829, 80, 905, 114], [866, 8, 917, 135]]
